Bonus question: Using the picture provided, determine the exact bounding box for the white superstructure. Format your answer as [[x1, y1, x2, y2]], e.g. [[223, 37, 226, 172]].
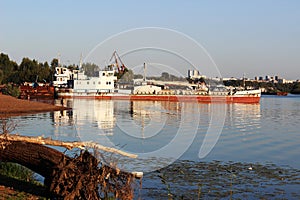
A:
[[55, 69, 118, 97], [53, 66, 79, 87], [73, 70, 117, 93]]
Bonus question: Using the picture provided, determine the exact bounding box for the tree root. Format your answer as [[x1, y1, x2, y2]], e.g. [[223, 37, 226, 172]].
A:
[[0, 137, 135, 199]]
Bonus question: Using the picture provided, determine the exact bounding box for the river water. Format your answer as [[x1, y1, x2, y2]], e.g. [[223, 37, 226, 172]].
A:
[[11, 95, 300, 199]]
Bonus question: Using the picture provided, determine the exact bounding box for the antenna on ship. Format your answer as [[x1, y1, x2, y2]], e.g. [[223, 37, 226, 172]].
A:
[[143, 63, 146, 82], [243, 73, 246, 90], [79, 53, 83, 70], [57, 52, 61, 67]]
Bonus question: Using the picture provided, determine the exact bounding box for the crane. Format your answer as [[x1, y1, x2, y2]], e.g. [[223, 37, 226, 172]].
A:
[[109, 51, 128, 79]]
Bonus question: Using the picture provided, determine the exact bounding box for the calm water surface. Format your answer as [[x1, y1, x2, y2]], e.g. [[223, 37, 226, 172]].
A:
[[12, 95, 300, 198]]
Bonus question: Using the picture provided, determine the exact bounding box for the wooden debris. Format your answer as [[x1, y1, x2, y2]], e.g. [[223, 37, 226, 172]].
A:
[[0, 133, 137, 158], [0, 134, 137, 199]]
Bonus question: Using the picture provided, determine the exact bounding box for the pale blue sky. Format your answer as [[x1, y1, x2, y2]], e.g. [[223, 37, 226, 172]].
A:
[[1, 0, 299, 79]]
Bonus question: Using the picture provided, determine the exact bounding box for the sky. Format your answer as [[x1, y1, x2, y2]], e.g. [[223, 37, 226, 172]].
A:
[[1, 0, 300, 80]]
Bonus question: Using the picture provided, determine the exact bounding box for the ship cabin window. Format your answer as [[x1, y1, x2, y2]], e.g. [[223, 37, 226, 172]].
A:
[[87, 82, 89, 85], [98, 81, 101, 84], [93, 82, 95, 85], [103, 72, 105, 76]]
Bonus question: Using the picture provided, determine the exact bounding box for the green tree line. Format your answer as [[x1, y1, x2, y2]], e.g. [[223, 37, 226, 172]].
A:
[[223, 79, 300, 94], [0, 53, 56, 84], [1, 52, 299, 94]]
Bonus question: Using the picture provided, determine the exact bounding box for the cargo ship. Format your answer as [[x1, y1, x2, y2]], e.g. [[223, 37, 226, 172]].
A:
[[54, 52, 260, 103], [54, 68, 261, 103]]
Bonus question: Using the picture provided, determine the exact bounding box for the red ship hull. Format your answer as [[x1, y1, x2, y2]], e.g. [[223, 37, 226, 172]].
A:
[[110, 95, 260, 103], [60, 94, 260, 103]]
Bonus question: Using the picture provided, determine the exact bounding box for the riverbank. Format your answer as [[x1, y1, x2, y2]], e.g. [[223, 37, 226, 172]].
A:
[[0, 94, 65, 198], [0, 175, 47, 199], [0, 94, 66, 117]]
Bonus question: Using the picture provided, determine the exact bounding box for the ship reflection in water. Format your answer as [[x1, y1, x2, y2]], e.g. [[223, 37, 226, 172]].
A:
[[117, 100, 182, 139], [52, 99, 185, 140], [52, 99, 261, 144], [51, 99, 261, 172], [53, 99, 116, 139]]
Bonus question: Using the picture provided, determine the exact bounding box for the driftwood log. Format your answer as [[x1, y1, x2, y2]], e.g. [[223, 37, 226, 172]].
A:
[[0, 134, 136, 199]]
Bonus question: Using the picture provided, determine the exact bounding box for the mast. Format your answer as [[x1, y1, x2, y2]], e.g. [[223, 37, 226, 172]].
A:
[[143, 63, 146, 82], [243, 73, 246, 89], [57, 53, 61, 67], [79, 53, 83, 70]]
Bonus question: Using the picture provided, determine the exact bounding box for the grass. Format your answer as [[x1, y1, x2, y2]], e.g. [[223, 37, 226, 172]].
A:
[[0, 162, 47, 199], [0, 162, 35, 183]]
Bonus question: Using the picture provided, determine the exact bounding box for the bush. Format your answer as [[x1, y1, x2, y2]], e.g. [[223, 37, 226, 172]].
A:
[[2, 84, 20, 97], [0, 162, 35, 183]]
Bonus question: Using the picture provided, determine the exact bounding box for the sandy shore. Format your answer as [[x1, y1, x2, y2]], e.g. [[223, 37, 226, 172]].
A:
[[0, 94, 66, 117]]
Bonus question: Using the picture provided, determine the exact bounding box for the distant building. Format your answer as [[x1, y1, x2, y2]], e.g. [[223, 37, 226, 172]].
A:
[[187, 69, 198, 78], [278, 79, 295, 84], [223, 77, 238, 81], [286, 80, 295, 83], [278, 79, 285, 84], [187, 69, 206, 80]]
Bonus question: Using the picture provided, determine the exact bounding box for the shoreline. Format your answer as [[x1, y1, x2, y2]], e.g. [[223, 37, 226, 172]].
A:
[[0, 94, 67, 118], [0, 94, 66, 198]]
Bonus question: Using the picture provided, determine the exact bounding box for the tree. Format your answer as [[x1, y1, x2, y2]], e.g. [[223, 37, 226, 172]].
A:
[[161, 72, 170, 80], [120, 69, 134, 82], [16, 58, 53, 84], [82, 63, 99, 77], [4, 84, 20, 97], [291, 82, 300, 94], [134, 74, 143, 79], [0, 53, 18, 84], [49, 58, 59, 82], [36, 62, 51, 82], [0, 70, 3, 84], [18, 58, 38, 83], [50, 58, 59, 69], [67, 64, 78, 71]]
